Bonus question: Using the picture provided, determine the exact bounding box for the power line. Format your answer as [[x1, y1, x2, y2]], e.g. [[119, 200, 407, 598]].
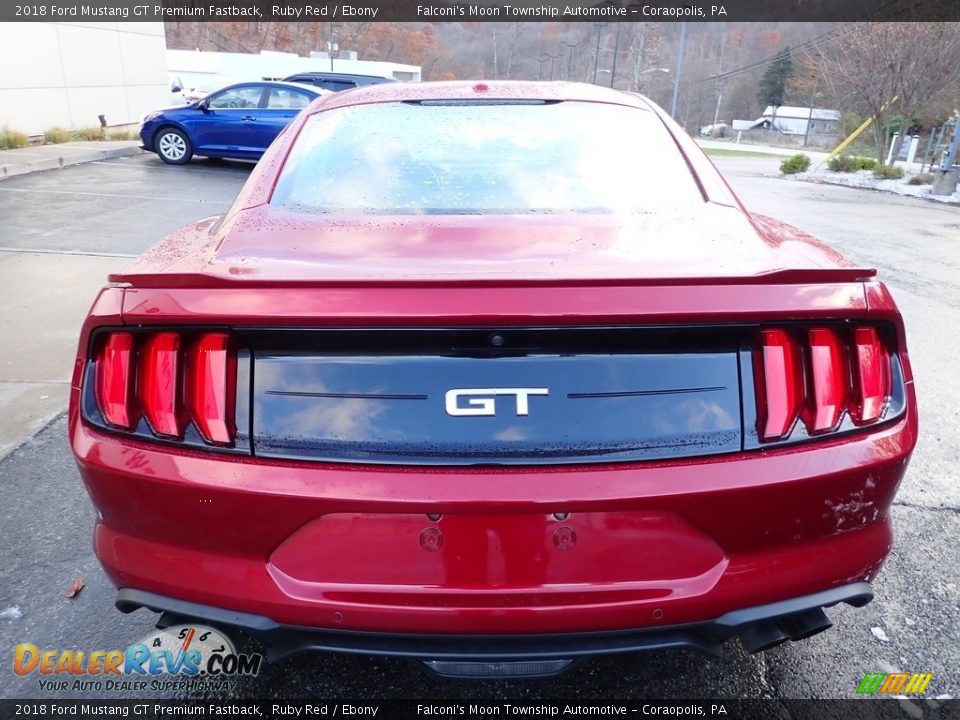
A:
[[681, 25, 849, 88], [681, 0, 918, 89]]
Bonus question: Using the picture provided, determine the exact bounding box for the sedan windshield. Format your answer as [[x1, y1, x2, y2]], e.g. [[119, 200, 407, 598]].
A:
[[270, 100, 704, 215]]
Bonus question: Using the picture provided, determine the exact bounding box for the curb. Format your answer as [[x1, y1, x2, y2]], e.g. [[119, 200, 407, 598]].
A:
[[0, 144, 143, 180], [785, 173, 960, 206]]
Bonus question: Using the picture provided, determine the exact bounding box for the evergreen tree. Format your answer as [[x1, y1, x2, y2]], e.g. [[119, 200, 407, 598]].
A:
[[757, 47, 793, 108]]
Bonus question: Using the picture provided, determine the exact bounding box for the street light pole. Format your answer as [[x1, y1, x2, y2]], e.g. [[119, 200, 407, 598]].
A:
[[670, 21, 687, 119]]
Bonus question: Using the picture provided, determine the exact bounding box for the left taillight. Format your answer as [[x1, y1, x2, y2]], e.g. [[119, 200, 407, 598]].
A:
[[187, 333, 237, 445], [91, 330, 238, 446], [95, 332, 138, 431]]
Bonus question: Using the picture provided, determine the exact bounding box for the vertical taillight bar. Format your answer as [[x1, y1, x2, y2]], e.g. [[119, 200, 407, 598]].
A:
[[138, 333, 183, 438], [755, 329, 804, 441], [804, 328, 848, 433], [187, 333, 237, 445], [851, 327, 891, 424], [95, 332, 137, 430]]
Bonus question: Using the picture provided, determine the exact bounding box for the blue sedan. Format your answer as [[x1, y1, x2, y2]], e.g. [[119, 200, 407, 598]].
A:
[[139, 81, 324, 164]]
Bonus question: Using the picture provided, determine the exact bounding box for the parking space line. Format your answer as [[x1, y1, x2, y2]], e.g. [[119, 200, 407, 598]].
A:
[[0, 246, 136, 258], [0, 379, 71, 385], [0, 187, 232, 203], [90, 160, 254, 177]]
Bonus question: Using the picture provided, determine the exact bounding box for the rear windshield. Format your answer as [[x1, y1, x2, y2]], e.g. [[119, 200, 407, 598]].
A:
[[271, 101, 704, 215]]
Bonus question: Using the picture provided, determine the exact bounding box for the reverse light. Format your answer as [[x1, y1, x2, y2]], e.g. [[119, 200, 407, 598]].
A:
[[187, 333, 237, 445], [95, 332, 137, 430]]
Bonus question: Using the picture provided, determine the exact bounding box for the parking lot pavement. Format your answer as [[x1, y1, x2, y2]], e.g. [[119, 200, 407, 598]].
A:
[[0, 154, 958, 700], [0, 155, 250, 255], [0, 156, 252, 459], [0, 251, 124, 458]]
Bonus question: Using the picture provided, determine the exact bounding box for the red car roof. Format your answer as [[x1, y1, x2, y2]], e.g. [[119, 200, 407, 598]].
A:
[[304, 80, 655, 114]]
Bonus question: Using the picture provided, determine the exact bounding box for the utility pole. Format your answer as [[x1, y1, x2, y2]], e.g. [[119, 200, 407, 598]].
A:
[[547, 52, 561, 81], [707, 73, 723, 129], [670, 21, 687, 119], [592, 23, 606, 85], [609, 23, 622, 88]]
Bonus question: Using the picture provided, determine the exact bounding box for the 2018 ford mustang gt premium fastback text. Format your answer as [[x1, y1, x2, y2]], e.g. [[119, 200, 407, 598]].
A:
[[70, 81, 917, 679]]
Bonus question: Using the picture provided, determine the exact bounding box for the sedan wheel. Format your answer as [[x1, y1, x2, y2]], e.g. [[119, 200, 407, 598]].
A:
[[155, 128, 192, 165]]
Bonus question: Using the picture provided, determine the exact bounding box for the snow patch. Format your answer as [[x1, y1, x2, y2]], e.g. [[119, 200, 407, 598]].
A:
[[786, 166, 960, 204], [0, 606, 23, 620]]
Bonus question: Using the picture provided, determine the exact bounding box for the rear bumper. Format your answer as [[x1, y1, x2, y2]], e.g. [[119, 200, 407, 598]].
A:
[[71, 390, 916, 640], [118, 583, 873, 662]]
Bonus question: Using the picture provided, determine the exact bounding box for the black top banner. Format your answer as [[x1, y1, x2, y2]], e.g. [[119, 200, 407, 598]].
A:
[[2, 0, 959, 22]]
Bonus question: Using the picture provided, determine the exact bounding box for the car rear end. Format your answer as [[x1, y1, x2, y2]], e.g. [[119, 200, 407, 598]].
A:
[[69, 82, 917, 678]]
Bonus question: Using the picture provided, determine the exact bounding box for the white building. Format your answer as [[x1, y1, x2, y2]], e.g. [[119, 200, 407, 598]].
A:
[[756, 106, 841, 136], [0, 23, 169, 136], [166, 49, 421, 93]]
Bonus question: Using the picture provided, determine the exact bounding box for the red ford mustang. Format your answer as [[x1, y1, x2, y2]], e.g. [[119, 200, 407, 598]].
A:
[[69, 81, 917, 679]]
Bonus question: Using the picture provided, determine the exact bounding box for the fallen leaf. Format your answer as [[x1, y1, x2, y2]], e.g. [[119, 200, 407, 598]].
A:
[[64, 577, 85, 599]]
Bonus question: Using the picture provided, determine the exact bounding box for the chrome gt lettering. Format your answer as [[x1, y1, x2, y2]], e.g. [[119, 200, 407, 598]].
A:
[[444, 388, 549, 417]]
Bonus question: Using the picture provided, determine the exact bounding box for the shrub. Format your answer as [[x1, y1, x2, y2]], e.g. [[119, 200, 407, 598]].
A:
[[780, 153, 811, 175], [0, 127, 30, 149], [907, 173, 934, 185], [828, 155, 857, 172], [43, 127, 71, 144], [74, 127, 104, 141], [106, 129, 137, 141], [873, 164, 905, 180], [828, 155, 878, 172]]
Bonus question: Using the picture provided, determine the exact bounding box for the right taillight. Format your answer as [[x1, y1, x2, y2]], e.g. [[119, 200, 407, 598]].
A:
[[91, 330, 238, 446], [754, 325, 893, 442]]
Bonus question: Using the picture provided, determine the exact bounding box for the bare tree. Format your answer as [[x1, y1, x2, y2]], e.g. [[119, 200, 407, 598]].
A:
[[802, 23, 960, 164]]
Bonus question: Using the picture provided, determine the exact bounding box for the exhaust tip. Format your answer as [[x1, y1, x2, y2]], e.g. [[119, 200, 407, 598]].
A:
[[739, 621, 789, 654], [779, 608, 833, 641], [422, 659, 575, 679]]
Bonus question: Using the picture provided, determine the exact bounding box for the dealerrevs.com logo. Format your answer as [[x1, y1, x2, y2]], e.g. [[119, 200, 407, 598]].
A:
[[14, 625, 263, 692], [856, 672, 934, 695]]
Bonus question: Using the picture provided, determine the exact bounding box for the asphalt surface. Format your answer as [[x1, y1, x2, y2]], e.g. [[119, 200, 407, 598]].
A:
[[0, 153, 958, 702]]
